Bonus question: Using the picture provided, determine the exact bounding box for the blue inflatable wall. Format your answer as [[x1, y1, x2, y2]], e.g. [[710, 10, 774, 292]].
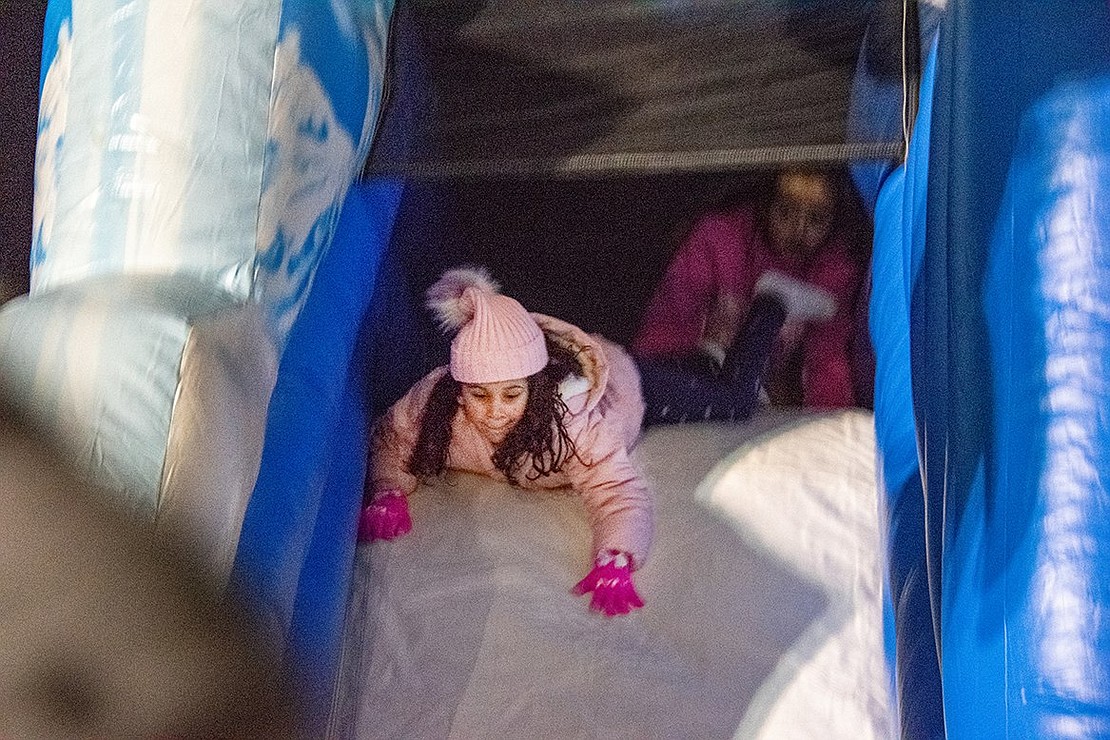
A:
[[870, 36, 944, 739], [231, 179, 402, 723], [872, 1, 1110, 736]]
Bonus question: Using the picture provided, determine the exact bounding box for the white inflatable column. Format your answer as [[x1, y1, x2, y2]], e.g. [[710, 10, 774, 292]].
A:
[[0, 0, 394, 581]]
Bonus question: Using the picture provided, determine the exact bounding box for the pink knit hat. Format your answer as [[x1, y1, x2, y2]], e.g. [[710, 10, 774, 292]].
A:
[[425, 267, 549, 383]]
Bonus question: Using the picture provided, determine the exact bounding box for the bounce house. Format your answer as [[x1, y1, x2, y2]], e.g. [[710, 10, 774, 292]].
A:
[[2, 0, 1110, 737]]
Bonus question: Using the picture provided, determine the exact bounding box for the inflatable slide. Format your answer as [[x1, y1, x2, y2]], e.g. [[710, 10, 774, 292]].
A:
[[4, 0, 1110, 736]]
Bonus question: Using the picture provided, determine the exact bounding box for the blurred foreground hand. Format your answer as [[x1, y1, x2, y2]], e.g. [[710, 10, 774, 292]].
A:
[[0, 400, 297, 738]]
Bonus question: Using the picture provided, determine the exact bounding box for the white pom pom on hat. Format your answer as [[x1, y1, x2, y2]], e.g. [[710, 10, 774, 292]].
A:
[[425, 266, 549, 383]]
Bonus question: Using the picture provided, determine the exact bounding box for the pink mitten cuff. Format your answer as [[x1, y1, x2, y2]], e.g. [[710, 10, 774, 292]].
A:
[[357, 490, 412, 542], [572, 550, 644, 617]]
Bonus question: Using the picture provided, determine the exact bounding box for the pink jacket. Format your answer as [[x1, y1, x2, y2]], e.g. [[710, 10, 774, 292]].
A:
[[632, 204, 862, 409], [369, 314, 654, 568]]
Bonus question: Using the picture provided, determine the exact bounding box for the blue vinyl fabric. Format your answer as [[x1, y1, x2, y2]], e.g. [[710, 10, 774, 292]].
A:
[[976, 78, 1110, 736], [870, 35, 944, 740], [230, 179, 403, 730], [912, 2, 1110, 735]]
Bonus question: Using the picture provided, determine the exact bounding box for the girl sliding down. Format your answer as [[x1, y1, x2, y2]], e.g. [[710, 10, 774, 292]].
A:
[[358, 267, 654, 617], [632, 166, 865, 421]]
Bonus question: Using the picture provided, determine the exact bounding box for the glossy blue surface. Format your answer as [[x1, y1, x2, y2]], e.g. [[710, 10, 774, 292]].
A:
[[871, 36, 945, 740], [231, 179, 403, 729], [903, 2, 1110, 735]]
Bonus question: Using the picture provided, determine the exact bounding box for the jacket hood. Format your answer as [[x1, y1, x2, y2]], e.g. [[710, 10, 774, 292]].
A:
[[531, 313, 609, 415]]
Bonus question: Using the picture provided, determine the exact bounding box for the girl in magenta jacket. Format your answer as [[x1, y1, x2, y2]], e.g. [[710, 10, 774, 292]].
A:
[[632, 167, 864, 422], [359, 267, 653, 617]]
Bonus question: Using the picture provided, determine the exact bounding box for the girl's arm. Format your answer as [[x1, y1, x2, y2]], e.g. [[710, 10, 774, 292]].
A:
[[632, 214, 732, 359], [802, 249, 863, 408], [570, 425, 655, 571], [359, 369, 448, 543], [566, 424, 654, 616], [367, 368, 448, 497], [802, 313, 857, 409]]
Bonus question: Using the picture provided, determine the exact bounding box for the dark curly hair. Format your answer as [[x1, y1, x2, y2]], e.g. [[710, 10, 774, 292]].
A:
[[407, 338, 583, 485]]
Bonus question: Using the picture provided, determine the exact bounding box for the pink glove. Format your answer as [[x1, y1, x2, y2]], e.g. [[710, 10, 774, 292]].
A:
[[357, 490, 411, 542], [572, 550, 644, 617]]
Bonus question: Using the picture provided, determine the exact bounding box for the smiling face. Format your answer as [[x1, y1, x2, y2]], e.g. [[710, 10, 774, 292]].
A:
[[459, 379, 530, 444]]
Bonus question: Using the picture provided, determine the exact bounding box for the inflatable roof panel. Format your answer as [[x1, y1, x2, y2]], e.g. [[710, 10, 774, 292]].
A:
[[365, 0, 904, 177]]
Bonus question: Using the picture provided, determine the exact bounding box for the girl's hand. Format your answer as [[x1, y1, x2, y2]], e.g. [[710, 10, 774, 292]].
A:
[[701, 293, 743, 348], [357, 491, 412, 542], [572, 550, 644, 617], [778, 319, 807, 357]]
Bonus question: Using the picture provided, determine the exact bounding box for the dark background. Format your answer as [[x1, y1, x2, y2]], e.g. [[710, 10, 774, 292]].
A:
[[366, 0, 890, 177], [362, 165, 874, 416], [0, 0, 48, 304], [381, 170, 789, 346]]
